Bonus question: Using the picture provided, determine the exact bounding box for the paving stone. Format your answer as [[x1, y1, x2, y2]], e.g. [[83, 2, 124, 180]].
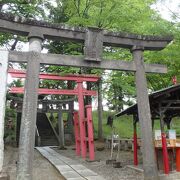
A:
[[65, 161, 78, 165], [37, 147, 100, 180], [57, 157, 71, 162], [43, 147, 51, 150], [43, 155, 55, 161], [66, 177, 86, 180], [44, 147, 58, 154], [42, 152, 51, 157], [56, 154, 64, 158], [61, 171, 82, 179], [77, 169, 98, 177], [56, 165, 73, 172], [37, 152, 51, 159], [70, 164, 86, 171], [60, 157, 72, 161], [44, 152, 53, 156], [52, 162, 65, 166], [86, 176, 104, 180], [49, 159, 65, 166], [36, 148, 48, 154], [48, 152, 59, 156]]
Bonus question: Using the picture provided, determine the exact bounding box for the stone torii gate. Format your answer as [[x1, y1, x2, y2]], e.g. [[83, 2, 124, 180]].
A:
[[0, 13, 172, 180]]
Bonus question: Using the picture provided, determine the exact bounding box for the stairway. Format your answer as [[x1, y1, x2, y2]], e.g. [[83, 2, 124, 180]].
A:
[[36, 113, 59, 146]]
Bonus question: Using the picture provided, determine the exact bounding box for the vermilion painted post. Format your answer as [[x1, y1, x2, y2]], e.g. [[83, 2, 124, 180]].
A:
[[86, 105, 95, 161], [77, 81, 87, 159], [133, 122, 138, 166], [172, 76, 177, 85], [176, 147, 180, 171], [73, 111, 80, 156], [161, 132, 169, 174]]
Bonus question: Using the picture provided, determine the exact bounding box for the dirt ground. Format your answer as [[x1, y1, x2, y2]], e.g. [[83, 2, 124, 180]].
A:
[[3, 142, 180, 180], [3, 146, 64, 180], [2, 142, 143, 180], [54, 141, 144, 180]]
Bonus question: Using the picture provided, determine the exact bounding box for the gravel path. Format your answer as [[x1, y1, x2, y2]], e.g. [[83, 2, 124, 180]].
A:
[[53, 143, 144, 180], [3, 146, 64, 180]]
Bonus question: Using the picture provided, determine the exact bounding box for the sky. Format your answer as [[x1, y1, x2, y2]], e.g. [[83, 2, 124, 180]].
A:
[[153, 0, 180, 22]]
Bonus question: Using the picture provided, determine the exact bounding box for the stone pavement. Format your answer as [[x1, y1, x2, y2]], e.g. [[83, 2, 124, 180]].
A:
[[36, 147, 104, 180]]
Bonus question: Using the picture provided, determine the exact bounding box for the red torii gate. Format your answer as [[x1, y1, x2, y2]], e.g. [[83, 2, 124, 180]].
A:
[[8, 68, 99, 160]]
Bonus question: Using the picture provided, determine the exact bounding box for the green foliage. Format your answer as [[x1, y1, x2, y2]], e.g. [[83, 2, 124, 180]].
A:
[[92, 111, 135, 138], [92, 111, 180, 138], [1, 0, 180, 110], [0, 0, 53, 51], [171, 117, 180, 135], [4, 107, 16, 142], [1, 0, 51, 19], [6, 79, 23, 100], [52, 0, 177, 110]]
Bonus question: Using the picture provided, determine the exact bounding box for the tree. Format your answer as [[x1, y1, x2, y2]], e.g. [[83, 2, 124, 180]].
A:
[[1, 0, 180, 111]]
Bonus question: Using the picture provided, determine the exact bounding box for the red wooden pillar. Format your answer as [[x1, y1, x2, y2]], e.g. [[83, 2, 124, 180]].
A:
[[159, 108, 169, 174], [176, 147, 180, 171], [161, 132, 169, 174], [77, 81, 87, 159], [133, 122, 138, 166], [73, 111, 80, 156], [86, 105, 95, 161], [172, 76, 177, 85]]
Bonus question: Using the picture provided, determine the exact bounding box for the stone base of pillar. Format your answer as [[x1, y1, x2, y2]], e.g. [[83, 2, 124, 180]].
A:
[[0, 173, 9, 180]]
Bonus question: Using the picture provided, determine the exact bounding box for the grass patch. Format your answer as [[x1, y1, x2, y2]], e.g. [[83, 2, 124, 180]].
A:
[[92, 111, 134, 138], [92, 111, 180, 139]]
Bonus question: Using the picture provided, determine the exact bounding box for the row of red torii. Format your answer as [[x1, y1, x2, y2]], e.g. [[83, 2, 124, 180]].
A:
[[9, 68, 141, 166], [9, 68, 98, 160]]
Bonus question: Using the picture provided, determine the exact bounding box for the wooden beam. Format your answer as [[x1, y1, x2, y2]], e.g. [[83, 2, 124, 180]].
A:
[[9, 87, 97, 96], [9, 51, 167, 73], [8, 68, 100, 82], [162, 100, 180, 104], [161, 107, 180, 109]]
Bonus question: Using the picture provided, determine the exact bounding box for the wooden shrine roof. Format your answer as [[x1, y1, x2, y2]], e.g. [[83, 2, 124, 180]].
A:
[[115, 84, 180, 120]]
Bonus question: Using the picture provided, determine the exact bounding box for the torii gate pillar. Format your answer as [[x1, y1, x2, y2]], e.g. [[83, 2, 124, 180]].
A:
[[132, 46, 159, 180], [77, 81, 87, 159], [0, 51, 8, 179], [17, 35, 43, 180]]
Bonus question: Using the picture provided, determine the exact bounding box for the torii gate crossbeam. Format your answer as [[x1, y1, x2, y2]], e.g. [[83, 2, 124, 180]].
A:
[[8, 68, 100, 82]]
